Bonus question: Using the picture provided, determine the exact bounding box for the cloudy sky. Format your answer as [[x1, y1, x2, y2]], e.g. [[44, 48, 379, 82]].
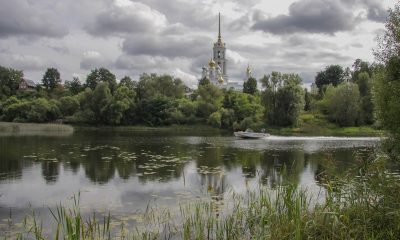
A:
[[0, 0, 395, 88]]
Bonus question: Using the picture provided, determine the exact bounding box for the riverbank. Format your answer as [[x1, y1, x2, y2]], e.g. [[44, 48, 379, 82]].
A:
[[0, 122, 74, 136], [0, 118, 383, 137], [265, 113, 384, 137]]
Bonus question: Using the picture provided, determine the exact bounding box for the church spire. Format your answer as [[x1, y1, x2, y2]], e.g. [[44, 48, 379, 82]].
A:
[[218, 12, 221, 40]]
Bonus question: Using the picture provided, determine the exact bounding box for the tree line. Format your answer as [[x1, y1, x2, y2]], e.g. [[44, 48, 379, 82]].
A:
[[0, 66, 307, 130]]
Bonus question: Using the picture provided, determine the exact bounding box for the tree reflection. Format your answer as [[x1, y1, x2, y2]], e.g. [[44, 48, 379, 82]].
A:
[[0, 131, 378, 195], [41, 161, 59, 183]]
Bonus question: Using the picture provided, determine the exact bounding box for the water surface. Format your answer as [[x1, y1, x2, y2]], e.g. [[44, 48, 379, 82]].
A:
[[0, 128, 380, 235]]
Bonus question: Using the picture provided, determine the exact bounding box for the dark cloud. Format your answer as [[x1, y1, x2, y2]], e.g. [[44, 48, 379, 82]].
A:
[[252, 0, 357, 35], [340, 0, 388, 23], [0, 0, 68, 38], [366, 4, 388, 22], [122, 35, 211, 59]]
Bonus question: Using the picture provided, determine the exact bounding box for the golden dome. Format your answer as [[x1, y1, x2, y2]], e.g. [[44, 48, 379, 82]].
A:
[[218, 75, 224, 84], [208, 58, 216, 68]]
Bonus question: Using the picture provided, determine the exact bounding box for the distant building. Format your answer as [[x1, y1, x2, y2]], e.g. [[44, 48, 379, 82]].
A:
[[201, 13, 228, 86], [19, 79, 36, 91], [200, 13, 250, 92]]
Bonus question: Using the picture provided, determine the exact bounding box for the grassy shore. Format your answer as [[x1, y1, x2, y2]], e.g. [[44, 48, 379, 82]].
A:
[[0, 122, 74, 136], [265, 113, 384, 137], [0, 115, 383, 137], [6, 155, 400, 240]]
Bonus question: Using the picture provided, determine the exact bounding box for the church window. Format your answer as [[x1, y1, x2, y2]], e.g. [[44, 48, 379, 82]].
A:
[[218, 51, 221, 58]]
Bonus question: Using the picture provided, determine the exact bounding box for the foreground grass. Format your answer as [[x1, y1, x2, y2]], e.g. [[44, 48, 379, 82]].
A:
[[7, 155, 400, 240]]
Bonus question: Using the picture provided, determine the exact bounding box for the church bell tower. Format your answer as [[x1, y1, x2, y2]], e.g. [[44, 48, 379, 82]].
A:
[[213, 13, 228, 81]]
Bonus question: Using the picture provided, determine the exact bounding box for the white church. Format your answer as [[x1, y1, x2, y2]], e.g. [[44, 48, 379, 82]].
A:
[[201, 13, 251, 91]]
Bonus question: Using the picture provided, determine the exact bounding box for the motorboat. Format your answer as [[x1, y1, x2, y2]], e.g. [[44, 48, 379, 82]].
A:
[[234, 128, 270, 139]]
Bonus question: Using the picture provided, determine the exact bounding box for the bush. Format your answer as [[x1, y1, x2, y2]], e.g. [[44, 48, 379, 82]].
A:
[[321, 83, 361, 126], [59, 96, 80, 117], [208, 111, 221, 128]]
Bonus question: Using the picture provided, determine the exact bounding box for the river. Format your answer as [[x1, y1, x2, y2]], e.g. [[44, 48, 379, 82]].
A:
[[0, 127, 380, 236]]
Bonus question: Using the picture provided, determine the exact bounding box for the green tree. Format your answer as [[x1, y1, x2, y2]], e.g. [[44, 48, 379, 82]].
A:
[[352, 59, 372, 81], [315, 65, 345, 94], [373, 57, 400, 138], [198, 77, 211, 87], [0, 66, 23, 98], [42, 68, 61, 90], [262, 72, 304, 126], [243, 77, 258, 95], [2, 98, 60, 123], [59, 96, 80, 117], [136, 73, 185, 101], [304, 88, 311, 111], [91, 82, 112, 123], [197, 83, 223, 119], [65, 77, 82, 95], [222, 90, 263, 126], [27, 98, 61, 122], [104, 85, 136, 125], [173, 98, 198, 124], [208, 111, 222, 128], [86, 68, 117, 93], [356, 72, 374, 124], [321, 83, 361, 126], [137, 96, 173, 126], [119, 76, 136, 90]]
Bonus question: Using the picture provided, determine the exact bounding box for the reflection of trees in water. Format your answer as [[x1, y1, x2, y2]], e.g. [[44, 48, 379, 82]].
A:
[[235, 151, 262, 178], [0, 137, 35, 181], [196, 145, 224, 167], [82, 149, 116, 184], [41, 161, 59, 183], [0, 133, 377, 189], [259, 150, 305, 189]]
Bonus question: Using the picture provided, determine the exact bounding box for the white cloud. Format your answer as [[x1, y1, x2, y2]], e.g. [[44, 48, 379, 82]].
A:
[[172, 68, 197, 87], [80, 51, 113, 70], [226, 49, 248, 64]]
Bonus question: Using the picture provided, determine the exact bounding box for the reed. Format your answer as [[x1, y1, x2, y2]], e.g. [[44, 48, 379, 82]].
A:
[[12, 155, 400, 240]]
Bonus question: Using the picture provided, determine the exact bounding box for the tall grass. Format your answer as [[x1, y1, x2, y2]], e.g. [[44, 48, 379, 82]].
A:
[[11, 155, 400, 240]]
